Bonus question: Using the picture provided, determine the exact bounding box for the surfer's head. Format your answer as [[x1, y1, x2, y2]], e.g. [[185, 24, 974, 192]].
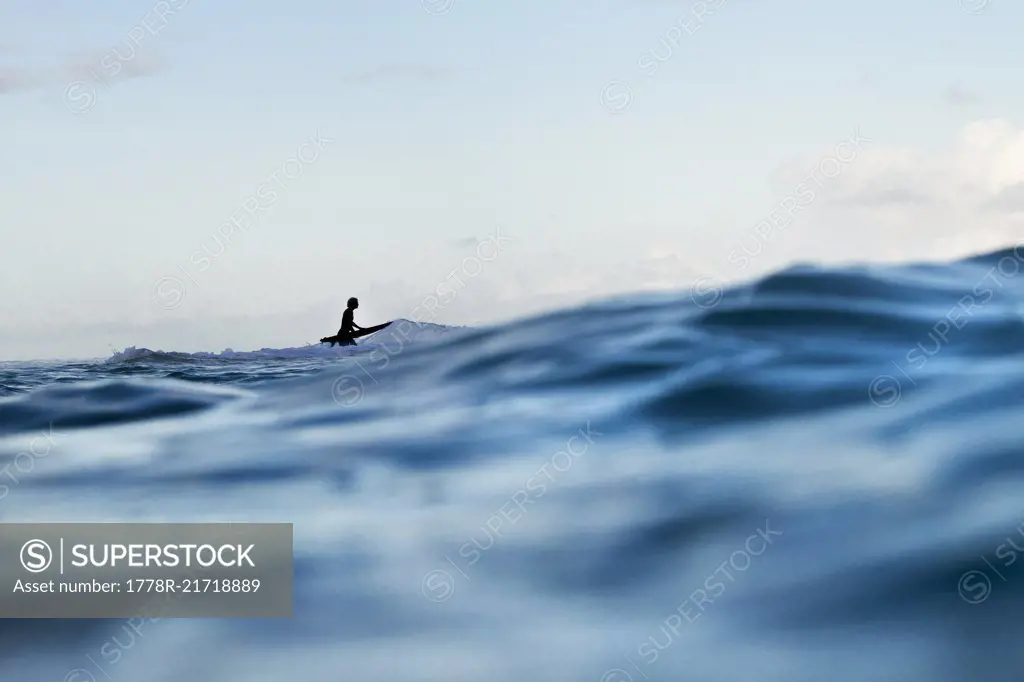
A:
[[347, 297, 359, 309]]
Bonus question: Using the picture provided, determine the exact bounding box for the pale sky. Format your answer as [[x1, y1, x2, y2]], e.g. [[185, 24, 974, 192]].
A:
[[1, 0, 1023, 360]]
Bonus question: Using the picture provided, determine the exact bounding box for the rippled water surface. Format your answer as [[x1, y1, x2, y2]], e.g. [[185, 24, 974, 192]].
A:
[[4, 250, 1024, 681]]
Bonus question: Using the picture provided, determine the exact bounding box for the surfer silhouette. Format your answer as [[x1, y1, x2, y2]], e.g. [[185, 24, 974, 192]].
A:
[[319, 297, 363, 347], [339, 297, 362, 337], [320, 297, 392, 347]]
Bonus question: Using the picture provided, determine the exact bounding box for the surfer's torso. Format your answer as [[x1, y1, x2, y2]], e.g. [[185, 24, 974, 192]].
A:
[[340, 308, 355, 334]]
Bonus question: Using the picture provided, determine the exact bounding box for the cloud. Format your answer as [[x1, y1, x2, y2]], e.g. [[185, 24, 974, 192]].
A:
[[942, 84, 982, 108], [834, 183, 937, 208], [0, 43, 48, 92], [0, 46, 164, 97], [848, 120, 1024, 200], [840, 70, 878, 90], [802, 119, 1024, 261], [63, 48, 164, 83], [685, 118, 1024, 287], [0, 66, 36, 93], [987, 182, 1024, 213], [504, 121, 1024, 301], [762, 120, 1024, 218], [339, 64, 451, 86]]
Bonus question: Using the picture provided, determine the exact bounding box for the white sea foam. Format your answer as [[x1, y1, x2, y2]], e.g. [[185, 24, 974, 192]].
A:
[[104, 320, 462, 363]]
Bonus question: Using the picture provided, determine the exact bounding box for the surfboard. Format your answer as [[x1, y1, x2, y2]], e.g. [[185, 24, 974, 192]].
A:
[[320, 321, 393, 346]]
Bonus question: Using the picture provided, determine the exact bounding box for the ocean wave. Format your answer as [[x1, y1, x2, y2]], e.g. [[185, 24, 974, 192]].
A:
[[3, 248, 1024, 681], [104, 320, 462, 364]]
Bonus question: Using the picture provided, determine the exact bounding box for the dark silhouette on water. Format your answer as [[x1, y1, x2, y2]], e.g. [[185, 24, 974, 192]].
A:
[[340, 296, 362, 336], [320, 297, 361, 347], [320, 297, 393, 347]]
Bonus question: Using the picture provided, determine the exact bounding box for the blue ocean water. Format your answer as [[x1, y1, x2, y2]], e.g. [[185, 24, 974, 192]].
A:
[[3, 248, 1024, 681]]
